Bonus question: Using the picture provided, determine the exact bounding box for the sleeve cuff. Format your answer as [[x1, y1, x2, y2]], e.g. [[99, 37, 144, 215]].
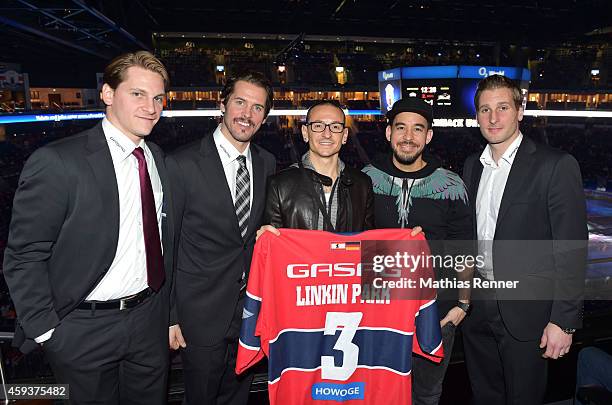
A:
[[34, 328, 55, 344]]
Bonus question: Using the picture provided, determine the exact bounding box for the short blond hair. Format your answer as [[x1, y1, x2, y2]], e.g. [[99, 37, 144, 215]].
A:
[[474, 74, 522, 110], [103, 51, 169, 91]]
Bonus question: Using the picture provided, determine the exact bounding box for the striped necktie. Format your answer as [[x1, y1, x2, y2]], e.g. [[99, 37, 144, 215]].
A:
[[235, 155, 250, 239]]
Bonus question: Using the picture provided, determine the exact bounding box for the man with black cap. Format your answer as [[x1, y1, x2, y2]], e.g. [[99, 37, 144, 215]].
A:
[[362, 97, 474, 405]]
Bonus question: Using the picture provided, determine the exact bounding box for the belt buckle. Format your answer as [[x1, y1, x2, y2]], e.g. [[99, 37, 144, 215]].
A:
[[119, 298, 127, 311]]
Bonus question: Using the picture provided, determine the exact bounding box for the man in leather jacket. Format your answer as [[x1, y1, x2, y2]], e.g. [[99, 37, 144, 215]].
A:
[[263, 101, 374, 232]]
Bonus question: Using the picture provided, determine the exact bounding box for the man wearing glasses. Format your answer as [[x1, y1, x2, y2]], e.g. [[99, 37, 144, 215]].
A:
[[262, 100, 374, 233]]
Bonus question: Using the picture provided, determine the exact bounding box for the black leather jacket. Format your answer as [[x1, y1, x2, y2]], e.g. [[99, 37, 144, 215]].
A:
[[264, 166, 374, 232]]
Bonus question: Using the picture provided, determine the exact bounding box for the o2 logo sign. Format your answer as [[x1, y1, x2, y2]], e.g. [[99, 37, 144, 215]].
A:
[[478, 67, 506, 77]]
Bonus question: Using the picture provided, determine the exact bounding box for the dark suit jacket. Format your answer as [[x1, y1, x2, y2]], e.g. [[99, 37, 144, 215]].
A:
[[167, 132, 276, 346], [3, 122, 174, 352], [463, 135, 588, 341]]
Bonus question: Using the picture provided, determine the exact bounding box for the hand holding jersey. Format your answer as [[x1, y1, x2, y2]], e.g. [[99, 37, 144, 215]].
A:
[[237, 228, 444, 405]]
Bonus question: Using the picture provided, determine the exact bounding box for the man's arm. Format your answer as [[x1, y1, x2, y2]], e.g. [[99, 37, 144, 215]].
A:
[[541, 153, 588, 359], [548, 154, 587, 329], [262, 177, 283, 228], [165, 154, 187, 349], [440, 175, 474, 326], [3, 147, 68, 340]]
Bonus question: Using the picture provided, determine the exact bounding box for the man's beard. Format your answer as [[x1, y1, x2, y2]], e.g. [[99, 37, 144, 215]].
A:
[[392, 142, 423, 165]]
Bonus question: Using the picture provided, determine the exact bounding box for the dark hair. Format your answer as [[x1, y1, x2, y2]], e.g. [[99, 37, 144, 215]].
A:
[[305, 100, 346, 123], [474, 74, 522, 110], [220, 71, 274, 117], [103, 51, 169, 91]]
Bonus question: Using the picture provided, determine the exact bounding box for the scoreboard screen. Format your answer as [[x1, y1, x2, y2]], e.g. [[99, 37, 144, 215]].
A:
[[378, 65, 531, 119], [403, 80, 456, 115]]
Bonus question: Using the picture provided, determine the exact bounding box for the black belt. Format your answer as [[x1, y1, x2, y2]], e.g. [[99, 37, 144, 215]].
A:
[[77, 288, 153, 311]]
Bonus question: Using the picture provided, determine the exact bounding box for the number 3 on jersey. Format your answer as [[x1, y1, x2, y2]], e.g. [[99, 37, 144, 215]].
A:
[[321, 312, 363, 381]]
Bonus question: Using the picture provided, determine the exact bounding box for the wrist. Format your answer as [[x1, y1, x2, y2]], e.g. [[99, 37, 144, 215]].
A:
[[551, 322, 576, 335], [456, 301, 471, 316]]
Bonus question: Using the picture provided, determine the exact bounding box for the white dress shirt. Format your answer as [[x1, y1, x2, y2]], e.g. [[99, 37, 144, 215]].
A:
[[37, 118, 164, 343], [213, 125, 253, 208], [476, 133, 523, 280], [86, 118, 164, 300]]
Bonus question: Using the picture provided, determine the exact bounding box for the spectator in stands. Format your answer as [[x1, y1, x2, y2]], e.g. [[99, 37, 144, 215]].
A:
[[461, 74, 588, 405], [595, 167, 608, 191], [260, 100, 374, 233], [362, 97, 473, 405], [575, 346, 612, 405], [166, 71, 276, 405], [3, 51, 173, 404]]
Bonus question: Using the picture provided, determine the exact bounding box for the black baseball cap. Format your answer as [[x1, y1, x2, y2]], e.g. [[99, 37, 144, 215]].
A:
[[385, 97, 433, 127]]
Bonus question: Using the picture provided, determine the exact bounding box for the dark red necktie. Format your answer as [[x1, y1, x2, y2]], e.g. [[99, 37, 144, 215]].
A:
[[132, 147, 165, 291]]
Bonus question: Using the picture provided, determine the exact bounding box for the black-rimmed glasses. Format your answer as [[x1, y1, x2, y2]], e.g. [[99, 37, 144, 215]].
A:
[[305, 121, 345, 133]]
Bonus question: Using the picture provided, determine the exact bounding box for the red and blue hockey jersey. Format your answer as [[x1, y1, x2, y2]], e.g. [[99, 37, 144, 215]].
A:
[[236, 228, 443, 404]]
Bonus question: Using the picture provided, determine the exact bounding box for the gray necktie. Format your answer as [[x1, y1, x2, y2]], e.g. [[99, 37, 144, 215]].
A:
[[235, 155, 250, 239]]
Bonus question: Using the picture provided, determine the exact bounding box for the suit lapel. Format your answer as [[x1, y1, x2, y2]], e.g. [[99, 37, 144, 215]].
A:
[[198, 134, 242, 238], [148, 142, 174, 277], [85, 123, 120, 264], [248, 146, 265, 239], [495, 136, 537, 230]]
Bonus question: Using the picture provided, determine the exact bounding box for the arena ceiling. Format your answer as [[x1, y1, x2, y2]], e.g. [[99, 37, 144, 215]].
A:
[[141, 0, 611, 42], [0, 0, 610, 86]]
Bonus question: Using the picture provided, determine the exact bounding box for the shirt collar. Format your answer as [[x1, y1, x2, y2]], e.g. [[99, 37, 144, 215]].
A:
[[301, 151, 345, 173], [213, 124, 251, 166], [102, 117, 145, 162], [480, 132, 523, 168]]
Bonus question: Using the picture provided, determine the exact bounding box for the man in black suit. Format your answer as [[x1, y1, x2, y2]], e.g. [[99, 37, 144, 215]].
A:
[[167, 72, 276, 405], [3, 51, 174, 404], [462, 74, 588, 405]]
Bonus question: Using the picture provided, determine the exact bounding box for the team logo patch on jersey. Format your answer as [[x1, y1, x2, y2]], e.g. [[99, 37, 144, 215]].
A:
[[312, 382, 365, 401], [330, 241, 361, 251]]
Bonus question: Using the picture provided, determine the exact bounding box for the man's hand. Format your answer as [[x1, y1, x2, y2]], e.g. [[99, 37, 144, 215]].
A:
[[169, 324, 186, 350], [256, 225, 280, 241], [440, 306, 467, 327], [540, 322, 572, 359], [410, 226, 424, 238]]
